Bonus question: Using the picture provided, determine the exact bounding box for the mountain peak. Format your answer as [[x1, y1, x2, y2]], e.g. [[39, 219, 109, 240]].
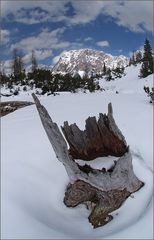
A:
[[52, 48, 129, 77]]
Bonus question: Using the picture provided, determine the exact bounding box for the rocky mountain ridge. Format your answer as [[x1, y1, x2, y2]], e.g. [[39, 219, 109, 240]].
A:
[[52, 49, 129, 77]]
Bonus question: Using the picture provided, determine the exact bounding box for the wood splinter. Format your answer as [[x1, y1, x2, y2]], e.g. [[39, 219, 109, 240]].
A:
[[32, 93, 144, 228]]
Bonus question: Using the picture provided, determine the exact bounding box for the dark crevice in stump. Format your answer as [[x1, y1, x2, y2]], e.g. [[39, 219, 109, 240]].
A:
[[61, 104, 127, 160]]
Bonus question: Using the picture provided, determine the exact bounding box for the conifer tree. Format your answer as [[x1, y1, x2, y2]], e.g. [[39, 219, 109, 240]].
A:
[[128, 57, 132, 66], [12, 49, 25, 82], [132, 51, 136, 65], [103, 62, 106, 74], [140, 39, 153, 78], [129, 51, 136, 66], [106, 68, 112, 81], [135, 51, 142, 63], [31, 50, 38, 73]]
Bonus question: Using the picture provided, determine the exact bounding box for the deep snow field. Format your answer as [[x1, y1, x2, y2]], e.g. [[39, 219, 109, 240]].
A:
[[1, 65, 153, 239]]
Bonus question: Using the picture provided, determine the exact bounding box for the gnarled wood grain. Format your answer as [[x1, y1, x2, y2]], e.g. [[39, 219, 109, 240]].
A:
[[64, 180, 130, 228], [0, 101, 33, 117], [62, 103, 127, 160], [32, 93, 144, 228]]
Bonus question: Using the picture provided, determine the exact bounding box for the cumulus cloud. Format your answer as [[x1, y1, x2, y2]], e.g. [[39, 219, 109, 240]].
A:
[[1, 49, 53, 75], [10, 27, 84, 61], [84, 37, 93, 42], [52, 51, 66, 65], [1, 59, 12, 75], [69, 1, 153, 32], [1, 1, 68, 24], [69, 1, 105, 25], [1, 1, 153, 33], [11, 27, 70, 52], [23, 49, 53, 64], [96, 41, 110, 48], [52, 43, 86, 65], [1, 29, 10, 44], [103, 1, 153, 33]]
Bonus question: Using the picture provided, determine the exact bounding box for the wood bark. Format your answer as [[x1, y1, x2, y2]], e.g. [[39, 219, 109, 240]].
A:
[[61, 103, 127, 160], [0, 101, 33, 117], [32, 93, 144, 228], [64, 180, 130, 228]]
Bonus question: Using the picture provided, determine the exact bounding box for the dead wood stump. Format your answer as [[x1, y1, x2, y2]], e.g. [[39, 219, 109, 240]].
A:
[[32, 93, 144, 228], [0, 101, 34, 117], [64, 180, 130, 228], [61, 104, 127, 160]]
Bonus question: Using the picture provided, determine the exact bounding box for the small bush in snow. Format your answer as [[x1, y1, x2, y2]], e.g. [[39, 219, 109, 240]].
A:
[[23, 86, 27, 91], [13, 89, 19, 95], [143, 86, 154, 103]]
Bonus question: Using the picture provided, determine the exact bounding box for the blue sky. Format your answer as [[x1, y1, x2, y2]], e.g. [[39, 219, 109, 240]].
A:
[[1, 0, 153, 72]]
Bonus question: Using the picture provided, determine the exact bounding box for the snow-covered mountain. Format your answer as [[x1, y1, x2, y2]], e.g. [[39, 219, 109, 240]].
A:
[[52, 49, 129, 77]]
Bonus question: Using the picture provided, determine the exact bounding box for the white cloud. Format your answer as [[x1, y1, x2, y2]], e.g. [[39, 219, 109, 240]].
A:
[[1, 49, 53, 75], [52, 43, 84, 65], [103, 1, 153, 33], [1, 1, 153, 33], [69, 1, 153, 32], [10, 27, 84, 62], [84, 37, 93, 42], [35, 49, 52, 61], [1, 1, 68, 24], [1, 29, 10, 44], [11, 28, 70, 53], [52, 55, 59, 65], [68, 1, 105, 25], [96, 41, 109, 48], [23, 50, 53, 64], [1, 59, 12, 75], [52, 51, 66, 65]]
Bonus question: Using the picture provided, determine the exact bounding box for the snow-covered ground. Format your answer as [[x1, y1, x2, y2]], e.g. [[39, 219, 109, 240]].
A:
[[1, 65, 153, 239]]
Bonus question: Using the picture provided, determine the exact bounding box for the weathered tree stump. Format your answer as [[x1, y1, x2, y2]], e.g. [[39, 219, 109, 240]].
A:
[[61, 105, 127, 160], [32, 93, 144, 228], [64, 180, 130, 228], [0, 101, 34, 117]]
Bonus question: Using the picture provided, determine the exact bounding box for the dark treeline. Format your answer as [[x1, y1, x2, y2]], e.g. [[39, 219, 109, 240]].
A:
[[0, 49, 101, 95], [26, 70, 101, 94], [1, 39, 153, 95]]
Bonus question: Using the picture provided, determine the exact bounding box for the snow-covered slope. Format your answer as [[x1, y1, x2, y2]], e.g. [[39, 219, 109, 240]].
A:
[[1, 66, 153, 239], [100, 64, 153, 93], [52, 49, 129, 77]]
